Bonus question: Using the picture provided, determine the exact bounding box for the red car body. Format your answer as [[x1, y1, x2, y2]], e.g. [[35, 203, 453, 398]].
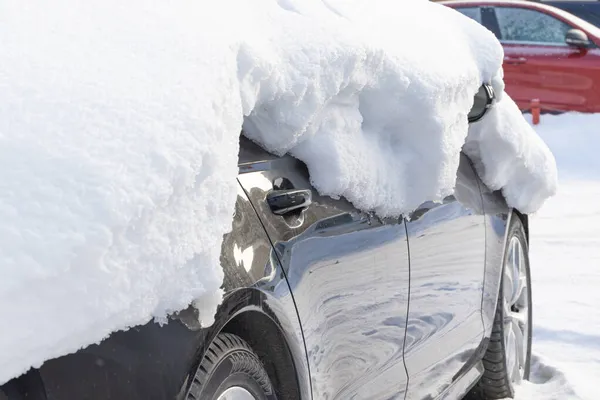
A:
[[443, 0, 600, 113]]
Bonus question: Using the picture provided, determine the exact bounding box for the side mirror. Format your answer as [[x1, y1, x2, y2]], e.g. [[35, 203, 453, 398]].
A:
[[565, 29, 590, 48], [468, 84, 495, 123]]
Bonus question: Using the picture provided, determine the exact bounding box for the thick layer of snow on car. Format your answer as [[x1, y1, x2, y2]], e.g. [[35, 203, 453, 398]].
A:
[[0, 0, 556, 384], [510, 113, 600, 400], [464, 97, 558, 214]]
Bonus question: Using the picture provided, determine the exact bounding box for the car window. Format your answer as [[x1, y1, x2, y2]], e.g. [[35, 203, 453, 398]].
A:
[[495, 7, 572, 44], [455, 7, 482, 24]]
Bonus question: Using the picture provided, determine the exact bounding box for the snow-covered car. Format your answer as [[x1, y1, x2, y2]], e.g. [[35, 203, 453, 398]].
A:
[[2, 0, 562, 398], [1, 87, 532, 400]]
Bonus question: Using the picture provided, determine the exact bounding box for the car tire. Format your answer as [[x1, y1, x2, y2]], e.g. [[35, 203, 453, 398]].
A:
[[185, 333, 277, 400], [470, 214, 532, 399]]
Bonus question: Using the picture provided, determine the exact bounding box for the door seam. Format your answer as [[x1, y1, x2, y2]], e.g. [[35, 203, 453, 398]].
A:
[[236, 178, 314, 400], [402, 217, 411, 400]]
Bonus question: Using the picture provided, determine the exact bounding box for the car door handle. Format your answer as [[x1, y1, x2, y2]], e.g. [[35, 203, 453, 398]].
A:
[[266, 189, 312, 215], [504, 56, 527, 65]]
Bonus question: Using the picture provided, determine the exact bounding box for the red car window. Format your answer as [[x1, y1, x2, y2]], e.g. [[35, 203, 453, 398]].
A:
[[495, 7, 573, 44], [455, 6, 482, 24]]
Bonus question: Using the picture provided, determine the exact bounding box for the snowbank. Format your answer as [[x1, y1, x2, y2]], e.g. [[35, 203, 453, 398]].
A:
[[512, 356, 581, 400], [0, 0, 556, 384]]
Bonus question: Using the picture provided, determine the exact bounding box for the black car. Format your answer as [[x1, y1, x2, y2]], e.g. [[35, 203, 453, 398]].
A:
[[1, 87, 532, 400], [539, 0, 600, 27]]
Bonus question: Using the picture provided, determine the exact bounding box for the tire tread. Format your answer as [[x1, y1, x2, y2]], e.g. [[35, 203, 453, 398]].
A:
[[186, 333, 274, 399], [466, 214, 532, 400]]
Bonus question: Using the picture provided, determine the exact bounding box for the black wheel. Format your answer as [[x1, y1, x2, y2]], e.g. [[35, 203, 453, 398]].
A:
[[470, 214, 532, 399], [185, 333, 277, 400]]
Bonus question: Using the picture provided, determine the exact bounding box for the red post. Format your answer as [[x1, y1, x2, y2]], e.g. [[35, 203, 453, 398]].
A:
[[531, 98, 540, 125]]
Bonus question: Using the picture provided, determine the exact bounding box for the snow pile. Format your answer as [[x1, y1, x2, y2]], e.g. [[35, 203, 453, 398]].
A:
[[242, 0, 506, 215], [0, 0, 556, 384], [0, 1, 244, 385], [510, 356, 580, 400], [464, 96, 558, 214]]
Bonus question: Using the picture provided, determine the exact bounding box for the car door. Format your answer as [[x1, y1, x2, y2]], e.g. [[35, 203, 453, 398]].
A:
[[403, 153, 486, 400], [492, 5, 600, 112], [237, 137, 410, 399]]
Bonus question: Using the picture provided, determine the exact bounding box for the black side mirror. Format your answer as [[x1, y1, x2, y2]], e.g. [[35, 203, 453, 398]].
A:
[[565, 29, 590, 48], [468, 84, 495, 123]]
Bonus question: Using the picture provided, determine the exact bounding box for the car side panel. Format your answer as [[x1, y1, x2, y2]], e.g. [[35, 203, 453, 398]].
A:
[[35, 185, 311, 400], [403, 154, 486, 400], [477, 182, 512, 337], [500, 42, 537, 107], [501, 42, 600, 113], [237, 139, 410, 399]]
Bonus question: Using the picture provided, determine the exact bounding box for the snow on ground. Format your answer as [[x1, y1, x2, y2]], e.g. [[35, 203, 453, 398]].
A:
[[511, 113, 600, 400], [0, 0, 557, 385]]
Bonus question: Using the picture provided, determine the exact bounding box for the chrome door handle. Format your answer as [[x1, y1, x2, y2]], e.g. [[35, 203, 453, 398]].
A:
[[504, 56, 527, 65], [266, 189, 312, 215]]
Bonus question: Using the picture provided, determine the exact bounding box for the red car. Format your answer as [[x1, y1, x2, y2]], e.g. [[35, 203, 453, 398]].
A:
[[442, 0, 600, 113]]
